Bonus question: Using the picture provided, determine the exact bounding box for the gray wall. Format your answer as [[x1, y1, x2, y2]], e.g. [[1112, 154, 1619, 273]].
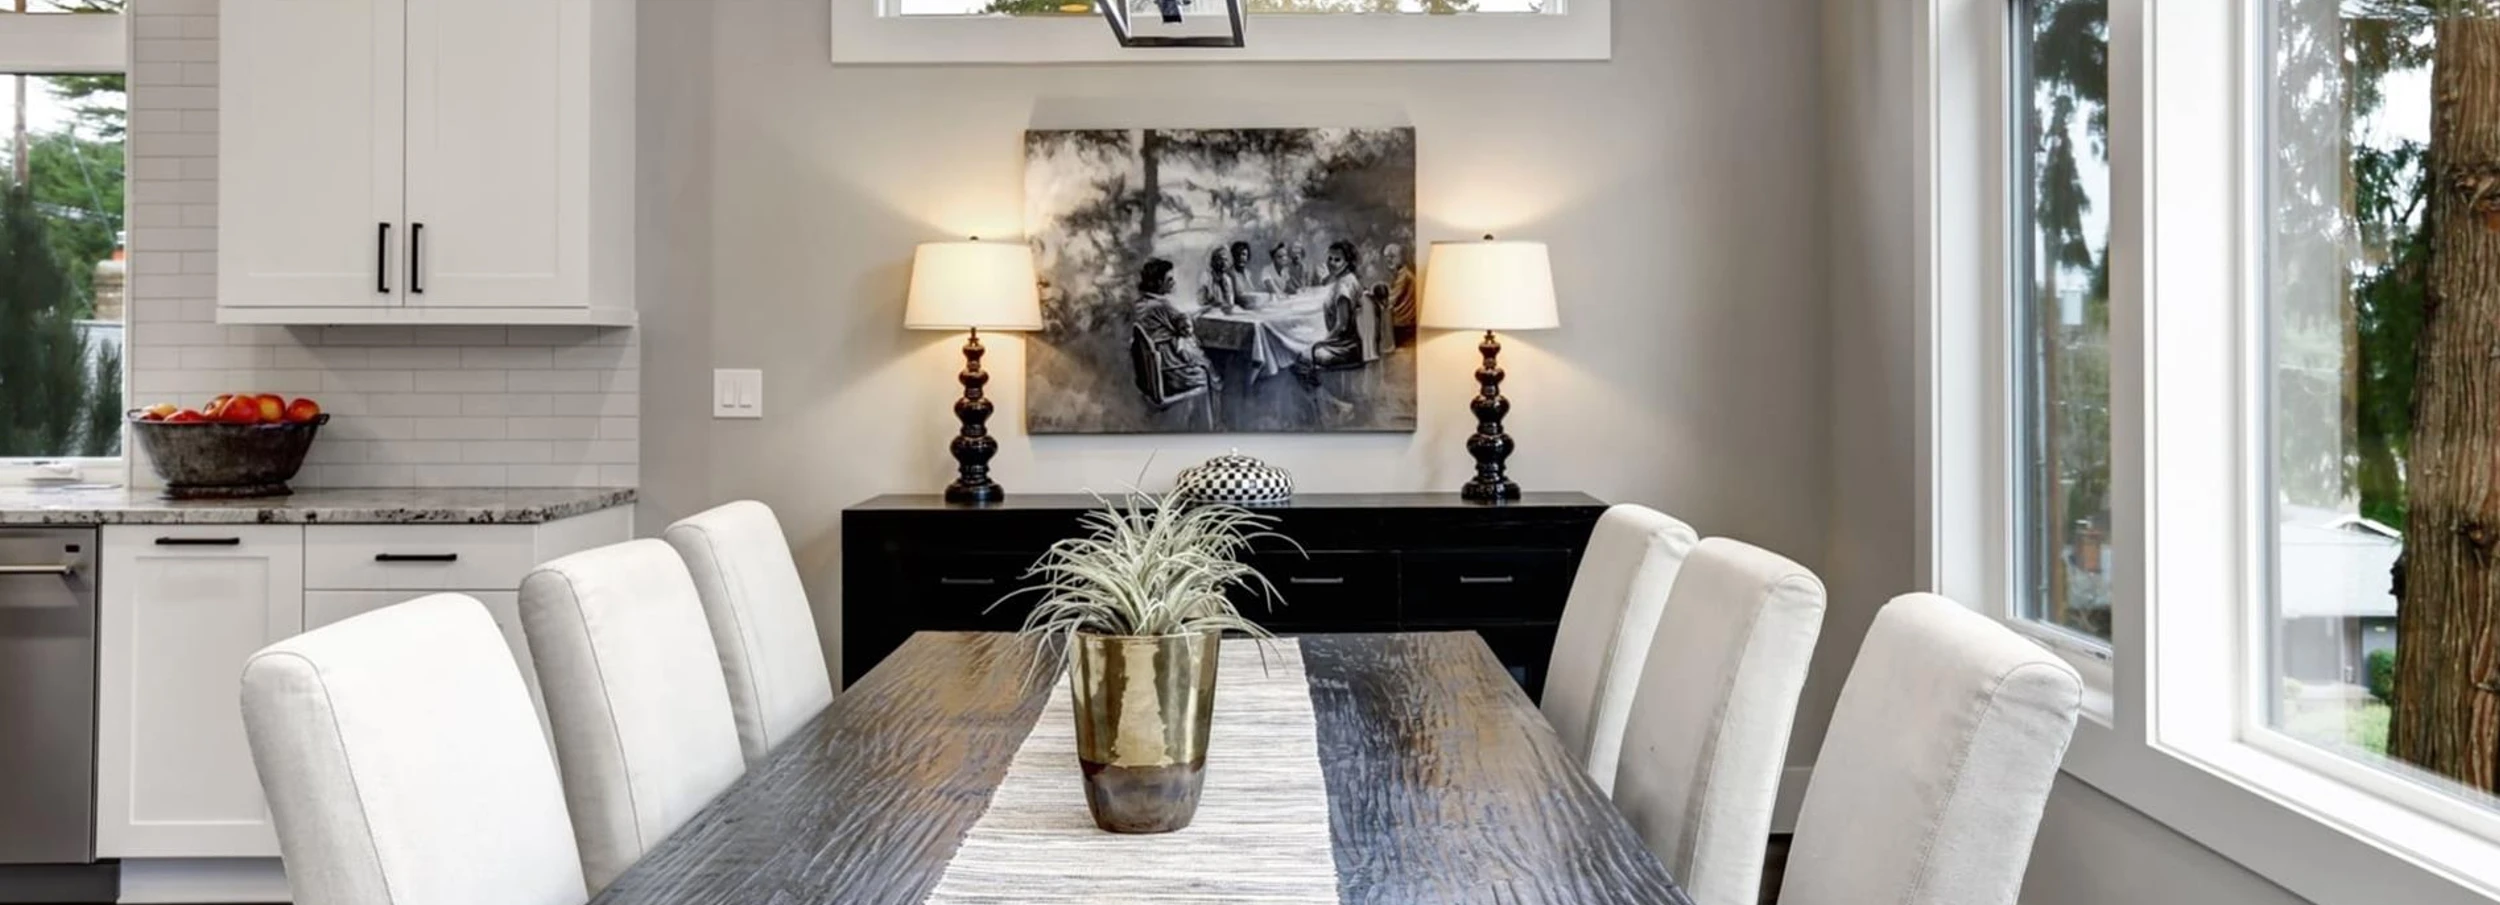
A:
[[639, 0, 1836, 759], [1818, 1, 2313, 902]]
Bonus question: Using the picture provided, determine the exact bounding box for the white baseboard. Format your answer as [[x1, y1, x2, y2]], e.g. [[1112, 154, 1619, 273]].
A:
[[1773, 765, 1813, 834], [116, 858, 288, 904]]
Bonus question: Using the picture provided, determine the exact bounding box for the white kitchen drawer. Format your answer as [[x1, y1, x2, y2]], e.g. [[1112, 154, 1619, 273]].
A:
[[304, 524, 537, 591]]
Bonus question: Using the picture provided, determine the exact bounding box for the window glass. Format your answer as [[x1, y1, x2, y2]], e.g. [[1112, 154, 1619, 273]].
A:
[[894, 1, 1549, 15], [0, 71, 124, 460], [2264, 0, 2500, 810], [2012, 0, 2113, 643]]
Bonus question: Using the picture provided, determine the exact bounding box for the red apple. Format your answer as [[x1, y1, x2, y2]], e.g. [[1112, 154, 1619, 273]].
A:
[[141, 403, 177, 421], [166, 409, 205, 424], [254, 394, 286, 424], [284, 397, 322, 424], [215, 398, 259, 424]]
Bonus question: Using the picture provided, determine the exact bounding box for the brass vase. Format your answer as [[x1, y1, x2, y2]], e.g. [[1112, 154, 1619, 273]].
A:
[[1068, 630, 1221, 834]]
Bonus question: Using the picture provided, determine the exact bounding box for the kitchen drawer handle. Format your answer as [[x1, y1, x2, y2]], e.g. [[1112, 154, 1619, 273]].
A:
[[938, 577, 998, 587], [376, 222, 391, 294], [374, 553, 460, 563], [0, 564, 73, 575], [409, 222, 425, 294], [1457, 576, 1517, 586], [155, 537, 241, 547], [1288, 576, 1348, 586]]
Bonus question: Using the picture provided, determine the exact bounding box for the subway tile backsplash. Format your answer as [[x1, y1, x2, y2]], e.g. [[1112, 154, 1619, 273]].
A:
[[126, 2, 639, 490]]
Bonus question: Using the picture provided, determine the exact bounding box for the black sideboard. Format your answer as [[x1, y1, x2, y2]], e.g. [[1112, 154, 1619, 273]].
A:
[[839, 492, 1608, 698]]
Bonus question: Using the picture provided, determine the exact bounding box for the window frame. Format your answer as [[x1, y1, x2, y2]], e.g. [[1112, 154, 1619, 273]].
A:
[[828, 0, 1610, 63], [1922, 0, 2500, 902], [0, 6, 126, 487]]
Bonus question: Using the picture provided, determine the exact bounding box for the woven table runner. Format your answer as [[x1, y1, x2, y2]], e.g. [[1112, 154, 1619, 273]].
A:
[[922, 638, 1342, 904]]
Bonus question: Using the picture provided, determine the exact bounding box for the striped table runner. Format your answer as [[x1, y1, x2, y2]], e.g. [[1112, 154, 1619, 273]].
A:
[[922, 638, 1342, 904]]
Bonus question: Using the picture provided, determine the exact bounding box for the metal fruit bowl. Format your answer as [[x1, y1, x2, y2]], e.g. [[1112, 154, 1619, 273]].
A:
[[127, 412, 330, 500]]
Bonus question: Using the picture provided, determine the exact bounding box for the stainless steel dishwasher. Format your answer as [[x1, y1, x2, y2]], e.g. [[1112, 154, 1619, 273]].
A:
[[0, 527, 112, 903]]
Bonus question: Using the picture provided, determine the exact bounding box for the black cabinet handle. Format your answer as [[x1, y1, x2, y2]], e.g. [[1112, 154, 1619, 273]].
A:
[[156, 537, 241, 547], [1288, 576, 1347, 586], [374, 553, 459, 563], [938, 577, 998, 587], [376, 222, 390, 294], [1458, 576, 1517, 586], [409, 222, 424, 294]]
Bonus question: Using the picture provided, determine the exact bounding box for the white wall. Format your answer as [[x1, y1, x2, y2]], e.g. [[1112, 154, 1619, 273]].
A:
[[128, 0, 641, 490], [1817, 1, 2316, 902], [637, 0, 1837, 739]]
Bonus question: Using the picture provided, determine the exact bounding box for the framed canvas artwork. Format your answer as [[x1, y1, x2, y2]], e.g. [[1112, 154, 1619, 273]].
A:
[[1023, 127, 1418, 434]]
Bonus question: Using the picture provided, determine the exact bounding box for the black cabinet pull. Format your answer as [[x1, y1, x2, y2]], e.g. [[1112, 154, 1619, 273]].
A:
[[1458, 576, 1517, 586], [376, 222, 390, 294], [938, 577, 998, 587], [409, 222, 424, 294], [156, 537, 241, 547], [374, 553, 459, 563], [1288, 576, 1348, 586]]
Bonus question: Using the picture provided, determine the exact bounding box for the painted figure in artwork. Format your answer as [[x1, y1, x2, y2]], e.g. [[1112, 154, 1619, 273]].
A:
[[1379, 241, 1416, 352], [1199, 247, 1238, 314], [1264, 243, 1303, 296], [1131, 259, 1215, 403]]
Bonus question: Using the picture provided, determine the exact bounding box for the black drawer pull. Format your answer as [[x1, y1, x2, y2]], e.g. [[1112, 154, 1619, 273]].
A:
[[1288, 576, 1348, 586], [1457, 576, 1517, 586], [156, 537, 241, 547], [938, 577, 998, 587], [374, 553, 460, 563]]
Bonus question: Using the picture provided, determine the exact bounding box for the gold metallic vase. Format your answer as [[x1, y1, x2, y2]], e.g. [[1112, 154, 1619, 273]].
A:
[[1068, 630, 1221, 834]]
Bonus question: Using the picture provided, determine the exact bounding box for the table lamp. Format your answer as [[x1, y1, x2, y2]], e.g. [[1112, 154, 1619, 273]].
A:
[[1419, 236, 1560, 502], [906, 239, 1043, 505]]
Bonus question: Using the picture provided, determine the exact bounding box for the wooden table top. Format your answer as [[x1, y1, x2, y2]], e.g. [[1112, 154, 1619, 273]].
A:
[[588, 632, 1691, 905]]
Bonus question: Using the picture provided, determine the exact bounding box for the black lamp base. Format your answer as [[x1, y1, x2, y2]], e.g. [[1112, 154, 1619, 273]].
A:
[[945, 329, 1004, 506], [1463, 330, 1521, 503]]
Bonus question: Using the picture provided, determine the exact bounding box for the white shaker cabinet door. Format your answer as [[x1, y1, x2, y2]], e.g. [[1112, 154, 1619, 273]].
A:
[[218, 0, 406, 308], [402, 0, 595, 310], [96, 526, 304, 858]]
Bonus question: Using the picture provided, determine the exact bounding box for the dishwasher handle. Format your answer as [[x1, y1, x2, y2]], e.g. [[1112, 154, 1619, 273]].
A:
[[0, 564, 73, 576]]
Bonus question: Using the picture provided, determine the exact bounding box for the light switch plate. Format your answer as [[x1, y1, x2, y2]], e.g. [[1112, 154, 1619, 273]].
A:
[[713, 369, 764, 419]]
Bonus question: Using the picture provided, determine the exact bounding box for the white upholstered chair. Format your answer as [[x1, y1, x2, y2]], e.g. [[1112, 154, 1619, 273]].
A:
[[1781, 593, 2085, 905], [662, 500, 835, 765], [1609, 538, 1825, 905], [520, 539, 746, 893], [240, 594, 587, 905], [1541, 503, 1701, 793]]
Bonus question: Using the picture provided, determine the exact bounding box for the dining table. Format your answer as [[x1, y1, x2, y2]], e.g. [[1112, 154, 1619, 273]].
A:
[[586, 631, 1693, 905]]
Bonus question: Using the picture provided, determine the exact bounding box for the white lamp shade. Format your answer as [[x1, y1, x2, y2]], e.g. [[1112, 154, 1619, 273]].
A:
[[1419, 239, 1560, 332], [905, 241, 1044, 331]]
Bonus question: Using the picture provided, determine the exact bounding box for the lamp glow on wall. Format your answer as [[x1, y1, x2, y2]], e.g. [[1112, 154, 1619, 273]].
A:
[[906, 239, 1043, 505], [1420, 236, 1560, 502]]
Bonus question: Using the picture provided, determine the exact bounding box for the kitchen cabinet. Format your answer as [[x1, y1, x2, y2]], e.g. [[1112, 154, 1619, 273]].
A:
[[96, 525, 303, 858], [93, 506, 633, 861], [217, 0, 635, 327]]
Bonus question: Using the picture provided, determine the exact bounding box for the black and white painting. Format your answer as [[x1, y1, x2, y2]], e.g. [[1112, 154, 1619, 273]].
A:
[[1023, 128, 1418, 434]]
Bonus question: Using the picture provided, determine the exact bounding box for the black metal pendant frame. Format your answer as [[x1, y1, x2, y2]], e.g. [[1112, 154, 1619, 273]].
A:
[[1463, 330, 1523, 503], [945, 329, 1005, 505], [1100, 0, 1247, 48]]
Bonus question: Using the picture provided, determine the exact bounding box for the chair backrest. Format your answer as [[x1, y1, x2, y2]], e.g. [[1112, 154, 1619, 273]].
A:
[[520, 539, 745, 894], [662, 500, 835, 765], [241, 594, 586, 905], [1541, 503, 1700, 792], [1610, 538, 1826, 905], [1131, 323, 1167, 403], [1782, 593, 2084, 905]]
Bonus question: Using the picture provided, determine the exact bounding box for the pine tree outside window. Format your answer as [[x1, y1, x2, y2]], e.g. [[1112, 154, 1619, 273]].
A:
[[0, 0, 123, 485]]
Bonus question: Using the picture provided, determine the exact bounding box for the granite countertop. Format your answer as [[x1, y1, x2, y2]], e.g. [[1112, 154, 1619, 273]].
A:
[[0, 486, 637, 526]]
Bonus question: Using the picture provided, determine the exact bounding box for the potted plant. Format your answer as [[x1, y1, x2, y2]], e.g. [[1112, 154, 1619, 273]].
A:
[[999, 489, 1292, 834]]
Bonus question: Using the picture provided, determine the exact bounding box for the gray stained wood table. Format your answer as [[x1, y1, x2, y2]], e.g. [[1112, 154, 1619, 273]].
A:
[[590, 632, 1693, 905]]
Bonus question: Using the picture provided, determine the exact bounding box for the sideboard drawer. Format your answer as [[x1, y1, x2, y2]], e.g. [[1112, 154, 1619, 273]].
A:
[[894, 552, 1039, 631], [1401, 550, 1577, 624], [1246, 551, 1398, 628]]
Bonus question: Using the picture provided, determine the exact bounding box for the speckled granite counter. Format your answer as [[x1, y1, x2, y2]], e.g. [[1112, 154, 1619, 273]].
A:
[[0, 486, 637, 526]]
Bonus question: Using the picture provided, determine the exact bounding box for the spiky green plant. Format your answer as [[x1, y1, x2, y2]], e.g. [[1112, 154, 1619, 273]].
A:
[[994, 489, 1295, 653]]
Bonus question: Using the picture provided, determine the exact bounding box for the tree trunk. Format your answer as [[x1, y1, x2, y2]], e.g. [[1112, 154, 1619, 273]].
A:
[[2393, 14, 2500, 794]]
